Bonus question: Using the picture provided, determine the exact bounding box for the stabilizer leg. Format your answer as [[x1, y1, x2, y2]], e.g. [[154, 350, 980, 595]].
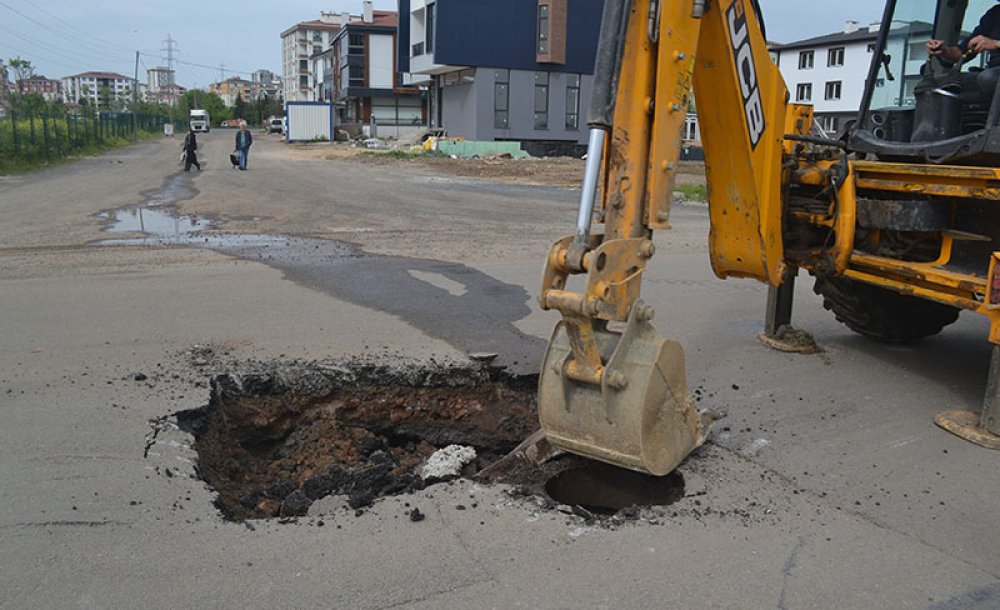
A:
[[936, 345, 1000, 449], [764, 269, 796, 338], [757, 268, 821, 353]]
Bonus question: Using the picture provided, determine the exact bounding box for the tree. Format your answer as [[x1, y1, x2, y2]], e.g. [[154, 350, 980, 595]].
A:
[[177, 90, 230, 124], [8, 57, 34, 104], [253, 93, 283, 125], [233, 94, 247, 122], [98, 85, 112, 110], [115, 86, 132, 112]]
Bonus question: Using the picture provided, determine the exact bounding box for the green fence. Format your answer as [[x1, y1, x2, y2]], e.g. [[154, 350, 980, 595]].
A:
[[0, 105, 169, 170]]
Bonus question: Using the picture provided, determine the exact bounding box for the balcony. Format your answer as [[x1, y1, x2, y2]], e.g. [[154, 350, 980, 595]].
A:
[[412, 42, 424, 57]]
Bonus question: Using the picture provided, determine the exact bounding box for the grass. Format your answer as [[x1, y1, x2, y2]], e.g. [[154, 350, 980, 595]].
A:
[[0, 130, 159, 175], [674, 183, 708, 202]]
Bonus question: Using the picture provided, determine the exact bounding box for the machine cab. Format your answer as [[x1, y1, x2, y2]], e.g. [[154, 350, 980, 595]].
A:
[[849, 0, 1000, 163]]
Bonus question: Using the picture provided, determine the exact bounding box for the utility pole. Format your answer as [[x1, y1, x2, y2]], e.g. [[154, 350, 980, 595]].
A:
[[132, 50, 139, 141]]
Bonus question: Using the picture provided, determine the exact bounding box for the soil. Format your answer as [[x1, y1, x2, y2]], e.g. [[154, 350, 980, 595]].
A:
[[286, 143, 707, 189], [176, 359, 690, 525], [177, 361, 540, 521]]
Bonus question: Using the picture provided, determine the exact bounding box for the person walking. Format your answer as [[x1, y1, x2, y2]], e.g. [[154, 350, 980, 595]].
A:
[[182, 129, 201, 172], [235, 123, 253, 171]]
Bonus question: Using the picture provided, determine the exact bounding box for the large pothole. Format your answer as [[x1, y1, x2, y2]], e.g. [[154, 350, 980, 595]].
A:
[[175, 361, 689, 523]]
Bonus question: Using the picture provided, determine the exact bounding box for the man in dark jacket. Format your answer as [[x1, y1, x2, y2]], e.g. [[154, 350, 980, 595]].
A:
[[927, 2, 1000, 97], [182, 129, 201, 171], [235, 124, 253, 171]]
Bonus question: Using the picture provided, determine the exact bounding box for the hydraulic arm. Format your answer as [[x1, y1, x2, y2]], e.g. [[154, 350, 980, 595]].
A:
[[537, 0, 790, 474]]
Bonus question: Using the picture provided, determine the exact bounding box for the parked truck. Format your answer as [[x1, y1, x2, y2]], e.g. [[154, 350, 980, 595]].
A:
[[189, 109, 210, 133]]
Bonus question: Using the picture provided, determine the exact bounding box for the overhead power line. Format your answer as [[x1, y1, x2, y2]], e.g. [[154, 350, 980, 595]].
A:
[[0, 40, 90, 71], [18, 0, 145, 54], [0, 24, 123, 68], [0, 0, 149, 60]]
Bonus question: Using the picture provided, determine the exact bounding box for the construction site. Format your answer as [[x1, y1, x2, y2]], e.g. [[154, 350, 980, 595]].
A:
[[6, 0, 1000, 606]]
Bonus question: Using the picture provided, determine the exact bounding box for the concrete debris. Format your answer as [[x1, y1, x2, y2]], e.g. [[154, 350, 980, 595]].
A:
[[420, 445, 477, 481]]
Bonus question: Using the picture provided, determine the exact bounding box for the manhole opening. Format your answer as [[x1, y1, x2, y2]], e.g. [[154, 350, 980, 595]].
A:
[[176, 364, 538, 521], [544, 462, 685, 515]]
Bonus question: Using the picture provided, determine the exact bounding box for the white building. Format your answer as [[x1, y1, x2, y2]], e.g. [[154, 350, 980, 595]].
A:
[[147, 66, 174, 92], [280, 11, 357, 103], [62, 71, 136, 108], [770, 21, 883, 134], [146, 66, 181, 106]]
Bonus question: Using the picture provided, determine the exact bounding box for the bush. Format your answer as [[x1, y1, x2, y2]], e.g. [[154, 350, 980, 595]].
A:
[[0, 107, 167, 173]]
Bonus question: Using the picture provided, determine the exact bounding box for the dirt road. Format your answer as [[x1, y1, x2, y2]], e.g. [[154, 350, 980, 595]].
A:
[[1, 134, 998, 609]]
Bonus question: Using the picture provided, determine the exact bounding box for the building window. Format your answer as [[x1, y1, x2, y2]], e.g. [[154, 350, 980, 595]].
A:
[[798, 50, 814, 69], [565, 73, 580, 130], [299, 75, 309, 88], [349, 33, 365, 55], [494, 69, 509, 129], [313, 45, 322, 56], [825, 81, 842, 100], [827, 47, 844, 67], [426, 2, 435, 54], [534, 71, 549, 129], [795, 83, 812, 102], [538, 4, 550, 55], [349, 65, 364, 87], [819, 116, 837, 133], [299, 59, 308, 71]]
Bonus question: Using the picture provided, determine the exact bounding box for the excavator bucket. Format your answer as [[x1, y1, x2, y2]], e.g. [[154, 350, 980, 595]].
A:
[[537, 301, 713, 476]]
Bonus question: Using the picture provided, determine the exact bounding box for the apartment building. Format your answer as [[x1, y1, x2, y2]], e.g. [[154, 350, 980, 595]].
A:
[[313, 48, 335, 102], [62, 72, 136, 108], [146, 66, 185, 106], [770, 20, 944, 135], [281, 11, 356, 103], [331, 6, 424, 129], [17, 75, 62, 101], [252, 69, 282, 101], [397, 0, 603, 152], [210, 77, 253, 107]]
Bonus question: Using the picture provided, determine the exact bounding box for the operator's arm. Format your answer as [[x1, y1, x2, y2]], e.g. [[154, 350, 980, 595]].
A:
[[927, 39, 963, 63], [929, 6, 1000, 64]]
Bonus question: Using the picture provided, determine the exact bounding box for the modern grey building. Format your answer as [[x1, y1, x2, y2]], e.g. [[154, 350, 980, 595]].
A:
[[397, 0, 603, 153]]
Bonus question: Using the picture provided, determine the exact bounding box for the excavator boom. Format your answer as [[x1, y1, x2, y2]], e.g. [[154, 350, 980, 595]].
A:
[[537, 0, 789, 474]]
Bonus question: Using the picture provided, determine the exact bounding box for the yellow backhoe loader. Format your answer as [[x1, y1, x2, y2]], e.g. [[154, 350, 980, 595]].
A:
[[537, 0, 1000, 476]]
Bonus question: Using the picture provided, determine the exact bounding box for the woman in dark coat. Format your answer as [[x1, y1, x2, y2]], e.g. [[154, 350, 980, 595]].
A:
[[182, 129, 201, 171]]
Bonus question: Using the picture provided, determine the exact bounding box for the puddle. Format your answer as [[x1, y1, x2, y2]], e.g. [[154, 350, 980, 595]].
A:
[[98, 207, 212, 239], [141, 171, 197, 207], [99, 172, 210, 241]]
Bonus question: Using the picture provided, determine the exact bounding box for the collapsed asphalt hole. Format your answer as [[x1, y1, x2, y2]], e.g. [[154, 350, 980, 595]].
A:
[[544, 463, 685, 516], [175, 362, 539, 521]]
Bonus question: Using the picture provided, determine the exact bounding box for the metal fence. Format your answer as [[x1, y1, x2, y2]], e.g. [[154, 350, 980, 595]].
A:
[[0, 105, 170, 168]]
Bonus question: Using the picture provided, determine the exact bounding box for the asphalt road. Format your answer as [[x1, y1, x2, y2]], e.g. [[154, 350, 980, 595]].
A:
[[1, 133, 998, 609]]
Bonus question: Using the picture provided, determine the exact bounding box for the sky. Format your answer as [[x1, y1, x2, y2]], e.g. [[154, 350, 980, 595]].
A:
[[0, 0, 884, 89]]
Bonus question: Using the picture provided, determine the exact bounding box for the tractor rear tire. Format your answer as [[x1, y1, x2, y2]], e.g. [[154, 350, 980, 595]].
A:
[[813, 275, 960, 343]]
